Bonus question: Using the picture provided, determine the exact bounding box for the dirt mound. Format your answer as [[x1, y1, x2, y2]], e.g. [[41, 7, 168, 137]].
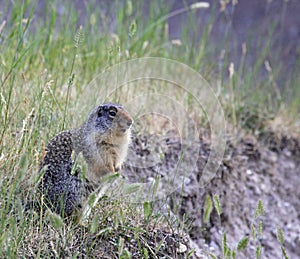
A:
[[123, 130, 300, 258]]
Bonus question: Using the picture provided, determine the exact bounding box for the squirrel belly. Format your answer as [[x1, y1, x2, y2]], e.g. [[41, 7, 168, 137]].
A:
[[82, 126, 131, 185]]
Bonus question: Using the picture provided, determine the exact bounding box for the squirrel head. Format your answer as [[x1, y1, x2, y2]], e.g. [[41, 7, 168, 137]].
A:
[[84, 103, 133, 136]]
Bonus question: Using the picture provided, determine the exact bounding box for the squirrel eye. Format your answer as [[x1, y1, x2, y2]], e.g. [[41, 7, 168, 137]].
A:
[[108, 109, 117, 118]]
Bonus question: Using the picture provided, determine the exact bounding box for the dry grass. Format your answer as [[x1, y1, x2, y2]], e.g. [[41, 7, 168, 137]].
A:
[[0, 0, 299, 258]]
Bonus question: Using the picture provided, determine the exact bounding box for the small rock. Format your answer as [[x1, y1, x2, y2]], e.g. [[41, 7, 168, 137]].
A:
[[176, 243, 187, 253]]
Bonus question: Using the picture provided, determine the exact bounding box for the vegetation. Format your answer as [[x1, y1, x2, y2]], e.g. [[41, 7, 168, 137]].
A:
[[0, 0, 298, 257]]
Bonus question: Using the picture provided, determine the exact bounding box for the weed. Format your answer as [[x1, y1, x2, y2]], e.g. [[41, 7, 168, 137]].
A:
[[0, 0, 298, 257]]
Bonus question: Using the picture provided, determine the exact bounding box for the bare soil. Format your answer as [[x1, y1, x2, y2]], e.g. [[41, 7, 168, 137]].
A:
[[123, 129, 300, 258]]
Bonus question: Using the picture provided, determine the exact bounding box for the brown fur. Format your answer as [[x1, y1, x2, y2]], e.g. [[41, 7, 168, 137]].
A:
[[75, 104, 133, 187], [38, 103, 133, 216]]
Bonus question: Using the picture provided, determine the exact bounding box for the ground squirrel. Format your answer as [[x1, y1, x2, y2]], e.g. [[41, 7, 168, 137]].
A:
[[38, 103, 133, 217]]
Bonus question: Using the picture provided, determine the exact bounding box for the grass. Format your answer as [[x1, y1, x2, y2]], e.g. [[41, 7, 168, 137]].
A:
[[0, 0, 299, 257]]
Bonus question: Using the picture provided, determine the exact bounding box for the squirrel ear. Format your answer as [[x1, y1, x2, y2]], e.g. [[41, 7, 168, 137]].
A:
[[97, 106, 103, 117]]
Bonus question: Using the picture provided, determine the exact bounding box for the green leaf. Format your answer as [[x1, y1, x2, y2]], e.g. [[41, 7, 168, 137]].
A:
[[222, 233, 227, 256], [90, 214, 99, 233], [225, 247, 232, 258], [88, 192, 96, 207], [213, 194, 222, 216], [256, 244, 262, 259], [102, 172, 120, 183], [96, 227, 112, 236], [73, 25, 84, 48], [255, 199, 264, 218], [48, 212, 64, 229], [281, 246, 289, 259], [123, 183, 141, 195], [118, 236, 124, 256], [258, 221, 263, 236], [187, 249, 195, 258], [125, 0, 133, 16], [203, 194, 213, 224], [143, 248, 149, 258], [129, 20, 137, 37], [143, 201, 152, 221], [17, 153, 28, 174], [277, 227, 284, 245], [251, 223, 256, 241], [237, 236, 249, 251]]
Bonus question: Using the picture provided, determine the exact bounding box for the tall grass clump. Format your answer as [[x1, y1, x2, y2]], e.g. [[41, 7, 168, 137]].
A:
[[0, 0, 299, 257]]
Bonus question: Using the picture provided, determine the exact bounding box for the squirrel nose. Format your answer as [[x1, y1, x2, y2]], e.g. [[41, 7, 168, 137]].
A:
[[127, 121, 132, 127]]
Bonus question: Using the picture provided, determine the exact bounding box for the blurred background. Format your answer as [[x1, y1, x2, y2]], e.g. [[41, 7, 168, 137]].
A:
[[1, 0, 299, 120]]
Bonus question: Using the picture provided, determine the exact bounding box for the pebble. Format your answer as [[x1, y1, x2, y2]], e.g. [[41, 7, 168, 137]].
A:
[[176, 243, 187, 253], [246, 169, 253, 175]]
